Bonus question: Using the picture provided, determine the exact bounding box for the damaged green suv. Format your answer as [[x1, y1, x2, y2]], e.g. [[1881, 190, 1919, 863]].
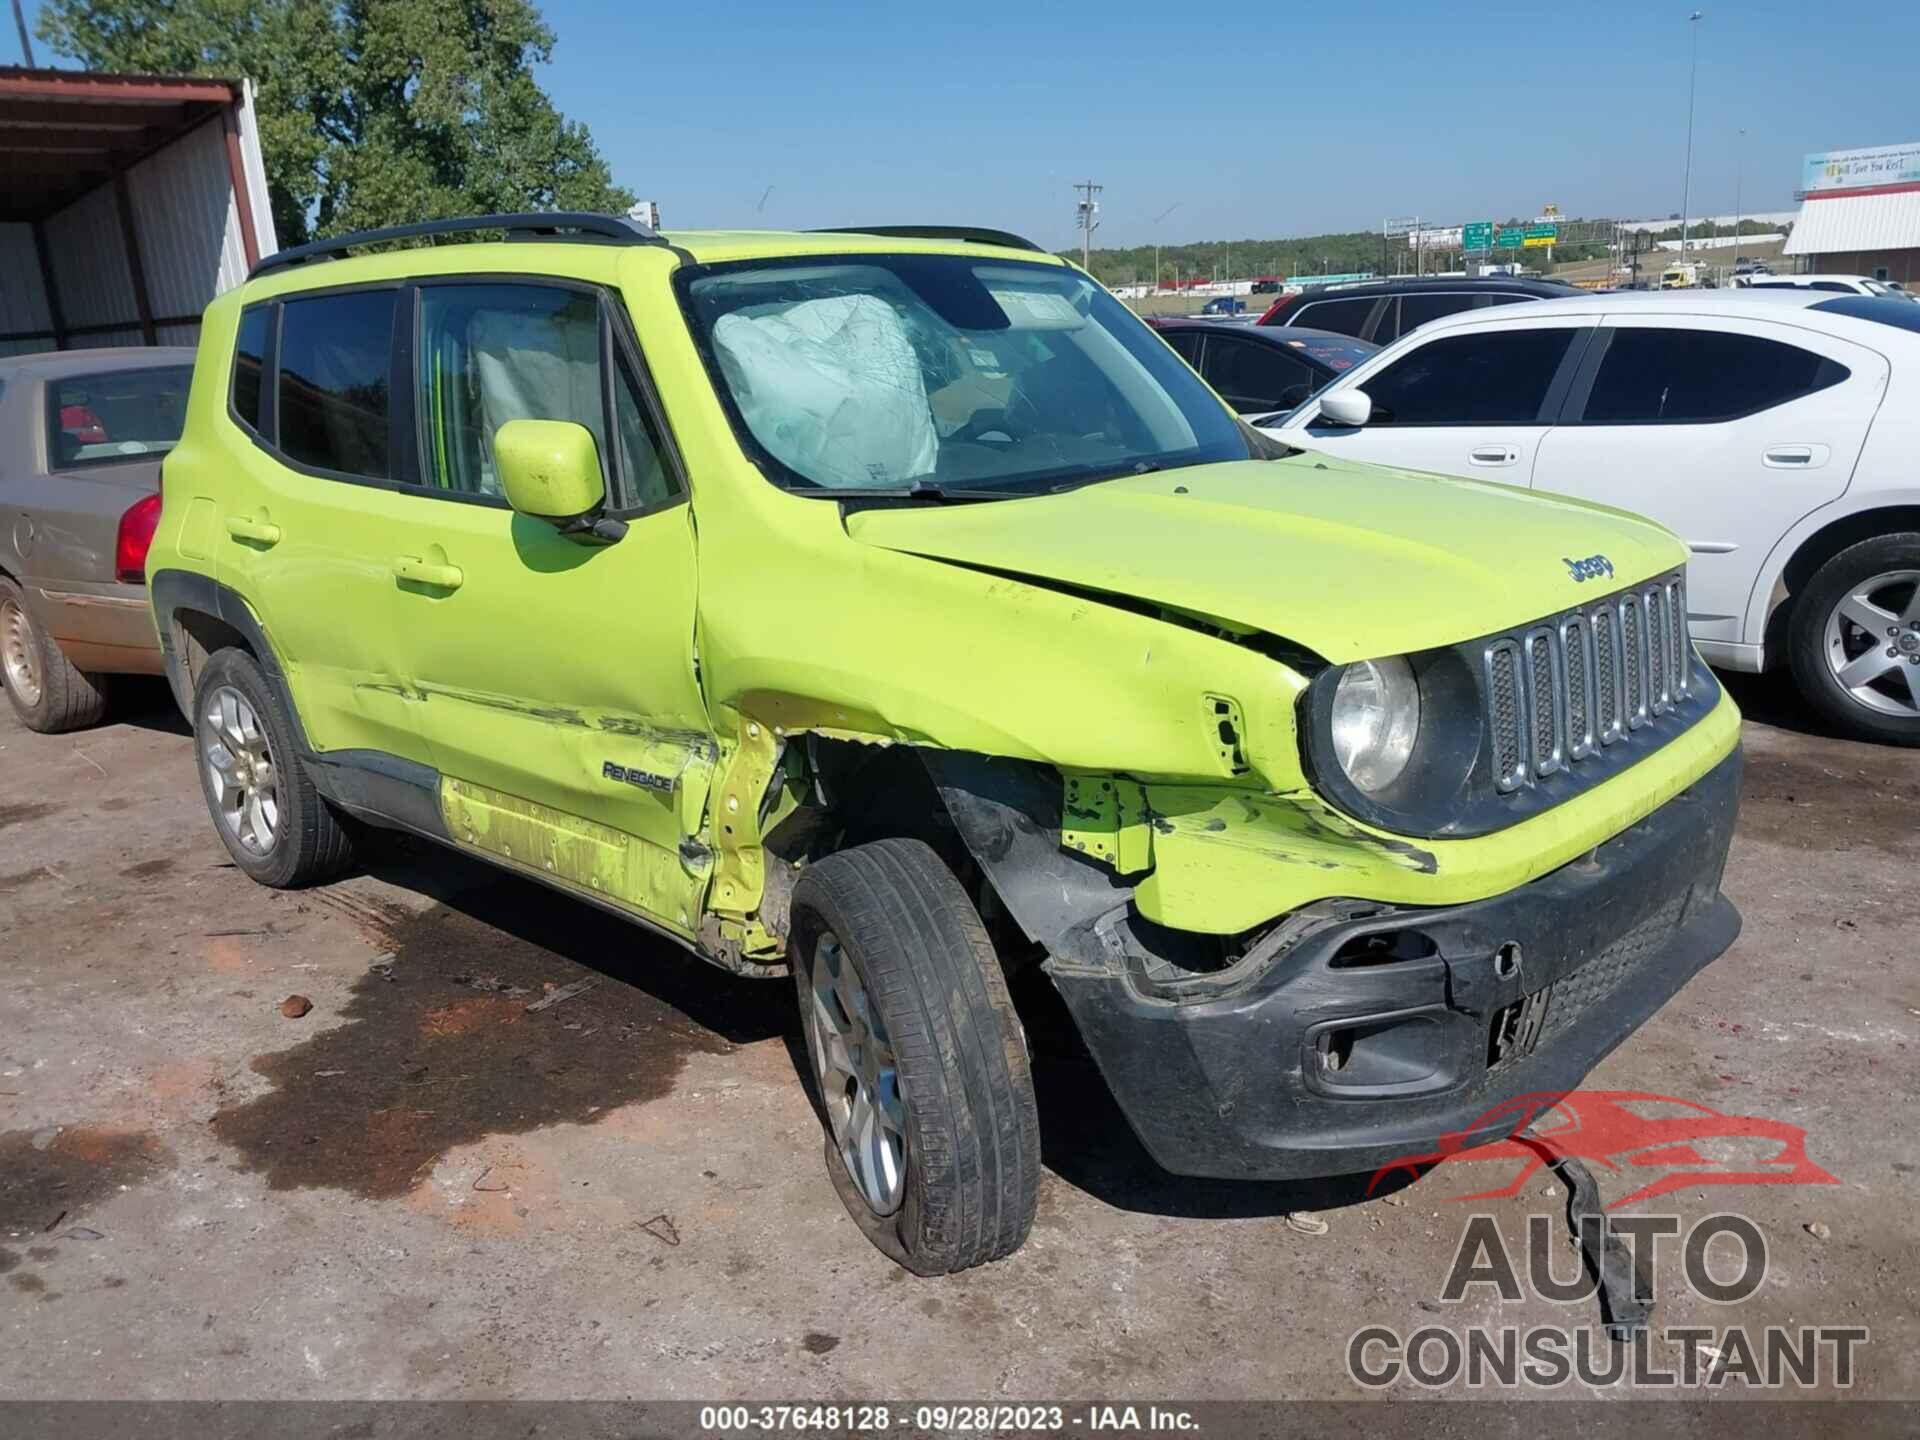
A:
[[150, 215, 1743, 1273]]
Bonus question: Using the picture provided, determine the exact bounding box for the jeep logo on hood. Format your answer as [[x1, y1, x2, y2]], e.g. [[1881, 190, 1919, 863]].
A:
[[1564, 554, 1615, 583]]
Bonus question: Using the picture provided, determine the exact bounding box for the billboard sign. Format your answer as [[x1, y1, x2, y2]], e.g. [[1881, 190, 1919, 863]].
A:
[[1383, 216, 1418, 238], [1801, 142, 1920, 195]]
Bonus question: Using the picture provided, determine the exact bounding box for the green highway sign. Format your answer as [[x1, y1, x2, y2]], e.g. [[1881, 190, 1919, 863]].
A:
[[1462, 221, 1493, 250], [1492, 223, 1557, 248]]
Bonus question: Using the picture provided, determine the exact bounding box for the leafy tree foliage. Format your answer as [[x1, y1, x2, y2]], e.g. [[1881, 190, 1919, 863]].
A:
[[37, 0, 633, 245]]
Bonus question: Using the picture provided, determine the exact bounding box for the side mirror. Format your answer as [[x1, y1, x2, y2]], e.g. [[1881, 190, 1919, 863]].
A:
[[1317, 389, 1373, 427], [495, 419, 623, 541]]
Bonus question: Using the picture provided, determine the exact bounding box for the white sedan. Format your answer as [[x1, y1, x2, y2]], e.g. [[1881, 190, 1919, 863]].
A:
[[1257, 290, 1920, 745]]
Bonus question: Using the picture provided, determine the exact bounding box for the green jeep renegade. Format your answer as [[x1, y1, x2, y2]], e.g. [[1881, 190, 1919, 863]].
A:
[[151, 214, 1743, 1274]]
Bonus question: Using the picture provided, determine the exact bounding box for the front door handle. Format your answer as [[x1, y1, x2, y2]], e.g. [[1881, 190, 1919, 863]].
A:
[[1469, 445, 1519, 466], [392, 555, 464, 591], [224, 515, 282, 546]]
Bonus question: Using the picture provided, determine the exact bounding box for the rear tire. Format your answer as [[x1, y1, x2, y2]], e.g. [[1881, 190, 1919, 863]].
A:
[[1787, 534, 1920, 747], [0, 577, 110, 733], [190, 647, 355, 886], [790, 838, 1040, 1275]]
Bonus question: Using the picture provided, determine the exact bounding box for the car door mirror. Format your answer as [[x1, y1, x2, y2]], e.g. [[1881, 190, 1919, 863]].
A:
[[495, 419, 625, 542], [1318, 389, 1373, 427]]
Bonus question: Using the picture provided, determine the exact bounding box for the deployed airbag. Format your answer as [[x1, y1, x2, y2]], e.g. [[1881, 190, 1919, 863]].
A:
[[713, 294, 937, 489]]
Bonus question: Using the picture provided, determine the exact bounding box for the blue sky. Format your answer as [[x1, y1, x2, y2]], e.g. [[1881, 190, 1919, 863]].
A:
[[20, 0, 1913, 247]]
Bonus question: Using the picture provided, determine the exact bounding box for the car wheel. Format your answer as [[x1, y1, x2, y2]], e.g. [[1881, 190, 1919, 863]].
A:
[[1788, 533, 1920, 746], [191, 648, 355, 886], [0, 577, 110, 734], [789, 838, 1040, 1275]]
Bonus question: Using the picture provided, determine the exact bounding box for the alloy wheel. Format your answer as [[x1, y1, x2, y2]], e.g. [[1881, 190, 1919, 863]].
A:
[[200, 685, 282, 855], [1823, 569, 1920, 718], [1, 596, 41, 708], [806, 931, 908, 1216]]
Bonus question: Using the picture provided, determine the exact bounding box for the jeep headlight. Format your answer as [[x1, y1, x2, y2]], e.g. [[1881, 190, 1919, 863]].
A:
[[1329, 657, 1421, 793]]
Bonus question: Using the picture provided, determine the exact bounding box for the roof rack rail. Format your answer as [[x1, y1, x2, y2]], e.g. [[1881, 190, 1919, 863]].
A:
[[810, 224, 1045, 253], [249, 211, 664, 280]]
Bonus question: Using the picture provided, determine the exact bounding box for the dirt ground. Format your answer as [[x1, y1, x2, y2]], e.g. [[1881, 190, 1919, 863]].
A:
[[1, 672, 1914, 1403]]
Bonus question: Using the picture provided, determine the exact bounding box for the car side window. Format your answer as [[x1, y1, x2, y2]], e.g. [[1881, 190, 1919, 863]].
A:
[[1579, 329, 1850, 424], [417, 283, 605, 499], [277, 290, 396, 478], [231, 304, 270, 434], [1202, 337, 1317, 413], [1349, 328, 1579, 426], [1288, 297, 1375, 339], [1161, 331, 1203, 364], [1399, 292, 1473, 334], [1368, 298, 1400, 343], [611, 358, 678, 510]]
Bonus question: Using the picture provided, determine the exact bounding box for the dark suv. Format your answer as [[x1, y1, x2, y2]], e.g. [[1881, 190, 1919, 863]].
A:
[[1258, 276, 1586, 345]]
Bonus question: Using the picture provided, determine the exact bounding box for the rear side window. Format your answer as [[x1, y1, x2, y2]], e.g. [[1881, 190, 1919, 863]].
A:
[[1289, 297, 1376, 339], [1580, 329, 1849, 424], [46, 365, 192, 469], [277, 290, 396, 478], [1351, 328, 1579, 425], [231, 305, 269, 433]]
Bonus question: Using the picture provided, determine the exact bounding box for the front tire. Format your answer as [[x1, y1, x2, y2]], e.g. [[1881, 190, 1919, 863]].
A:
[[0, 577, 109, 733], [191, 648, 355, 886], [1787, 534, 1920, 746], [790, 838, 1040, 1275]]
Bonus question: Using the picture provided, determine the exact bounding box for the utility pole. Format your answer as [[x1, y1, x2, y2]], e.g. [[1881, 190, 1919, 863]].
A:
[[1680, 10, 1703, 267], [1151, 201, 1180, 295], [1734, 126, 1746, 260], [1074, 180, 1102, 272], [11, 0, 34, 66]]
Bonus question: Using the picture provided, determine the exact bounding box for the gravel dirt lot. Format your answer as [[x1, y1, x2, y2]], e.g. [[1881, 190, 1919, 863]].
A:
[[1, 673, 1914, 1403]]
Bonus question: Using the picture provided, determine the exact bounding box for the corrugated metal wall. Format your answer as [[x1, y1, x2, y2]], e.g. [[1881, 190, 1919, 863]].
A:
[[45, 181, 141, 334], [127, 117, 252, 322], [0, 222, 54, 355], [5, 86, 275, 356]]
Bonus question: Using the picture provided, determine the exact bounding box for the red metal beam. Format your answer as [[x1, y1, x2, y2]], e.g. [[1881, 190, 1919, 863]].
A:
[[0, 69, 238, 105], [222, 102, 261, 269]]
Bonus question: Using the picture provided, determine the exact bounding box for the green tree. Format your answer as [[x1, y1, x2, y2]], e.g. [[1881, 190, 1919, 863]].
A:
[[37, 0, 633, 246]]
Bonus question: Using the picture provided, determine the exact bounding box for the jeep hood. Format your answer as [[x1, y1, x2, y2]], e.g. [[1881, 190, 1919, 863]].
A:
[[844, 454, 1687, 663]]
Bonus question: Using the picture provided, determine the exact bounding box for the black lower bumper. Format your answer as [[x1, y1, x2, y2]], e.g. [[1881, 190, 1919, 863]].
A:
[[1049, 749, 1743, 1181]]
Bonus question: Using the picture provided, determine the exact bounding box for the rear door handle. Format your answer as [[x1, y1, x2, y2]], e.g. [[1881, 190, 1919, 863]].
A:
[[392, 556, 464, 591], [1763, 444, 1827, 468], [1469, 445, 1519, 466], [224, 515, 282, 546]]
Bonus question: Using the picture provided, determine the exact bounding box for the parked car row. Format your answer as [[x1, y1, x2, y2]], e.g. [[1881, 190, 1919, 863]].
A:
[[1252, 289, 1920, 744], [3, 217, 1751, 1279]]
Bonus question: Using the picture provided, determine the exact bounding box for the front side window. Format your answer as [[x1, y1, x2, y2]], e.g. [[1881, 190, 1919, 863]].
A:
[[1202, 337, 1317, 413], [47, 365, 191, 469], [418, 284, 606, 500], [1399, 292, 1474, 335], [1349, 328, 1579, 426], [680, 255, 1247, 494], [1581, 329, 1848, 424], [277, 290, 395, 478]]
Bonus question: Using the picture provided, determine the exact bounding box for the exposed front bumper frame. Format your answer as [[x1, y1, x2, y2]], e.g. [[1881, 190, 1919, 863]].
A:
[[1048, 749, 1743, 1181]]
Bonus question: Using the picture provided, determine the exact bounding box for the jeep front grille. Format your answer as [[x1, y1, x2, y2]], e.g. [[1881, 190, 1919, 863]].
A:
[[1483, 574, 1692, 795]]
